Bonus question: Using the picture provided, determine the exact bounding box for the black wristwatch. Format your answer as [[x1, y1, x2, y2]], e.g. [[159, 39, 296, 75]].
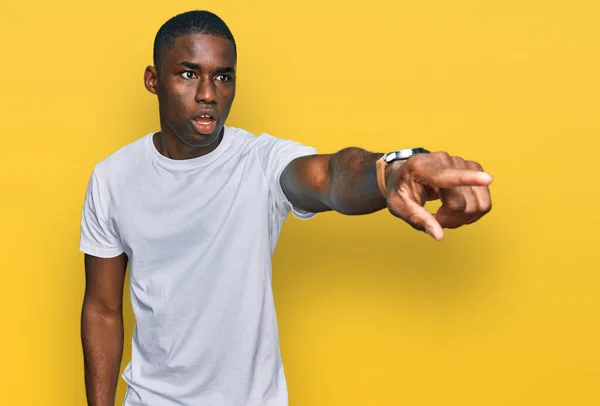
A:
[[376, 148, 430, 196], [380, 148, 430, 164]]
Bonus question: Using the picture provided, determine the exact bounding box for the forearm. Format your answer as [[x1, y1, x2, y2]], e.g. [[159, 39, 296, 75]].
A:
[[81, 302, 124, 406], [328, 147, 399, 215]]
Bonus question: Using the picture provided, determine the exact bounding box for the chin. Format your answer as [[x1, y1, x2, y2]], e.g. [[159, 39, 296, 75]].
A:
[[181, 127, 223, 148]]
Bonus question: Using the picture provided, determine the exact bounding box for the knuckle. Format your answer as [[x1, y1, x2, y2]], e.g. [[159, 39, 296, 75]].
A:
[[433, 151, 452, 164], [480, 201, 492, 213], [411, 153, 428, 163], [467, 160, 483, 170], [408, 154, 427, 171], [464, 204, 478, 214], [451, 156, 467, 168], [447, 199, 467, 212]]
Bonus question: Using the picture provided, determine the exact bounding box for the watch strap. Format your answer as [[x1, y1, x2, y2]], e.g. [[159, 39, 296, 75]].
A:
[[376, 158, 388, 197]]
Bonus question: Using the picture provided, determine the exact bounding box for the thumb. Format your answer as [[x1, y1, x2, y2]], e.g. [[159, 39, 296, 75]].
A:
[[389, 196, 444, 240]]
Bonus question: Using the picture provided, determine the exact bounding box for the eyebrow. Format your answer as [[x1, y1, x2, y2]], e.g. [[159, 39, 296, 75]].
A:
[[180, 61, 200, 70], [217, 67, 235, 74], [179, 61, 235, 73]]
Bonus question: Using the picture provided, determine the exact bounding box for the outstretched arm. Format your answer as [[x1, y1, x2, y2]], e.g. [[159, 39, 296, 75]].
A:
[[280, 147, 492, 240]]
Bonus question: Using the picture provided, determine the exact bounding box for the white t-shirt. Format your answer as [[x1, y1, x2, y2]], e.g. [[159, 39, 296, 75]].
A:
[[79, 126, 318, 406]]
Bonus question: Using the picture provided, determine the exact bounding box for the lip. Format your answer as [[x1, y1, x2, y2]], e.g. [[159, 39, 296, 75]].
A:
[[192, 108, 217, 121], [190, 107, 219, 135]]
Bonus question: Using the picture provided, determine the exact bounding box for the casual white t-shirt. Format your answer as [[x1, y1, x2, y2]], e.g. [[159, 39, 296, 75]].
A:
[[79, 126, 318, 406]]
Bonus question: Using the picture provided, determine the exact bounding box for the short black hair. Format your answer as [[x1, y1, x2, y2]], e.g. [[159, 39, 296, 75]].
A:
[[153, 10, 236, 68]]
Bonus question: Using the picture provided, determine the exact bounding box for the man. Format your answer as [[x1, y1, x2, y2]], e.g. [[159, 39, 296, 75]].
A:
[[79, 10, 492, 406]]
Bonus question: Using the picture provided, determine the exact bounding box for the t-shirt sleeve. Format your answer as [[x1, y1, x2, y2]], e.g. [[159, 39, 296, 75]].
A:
[[255, 133, 319, 220], [79, 169, 124, 258]]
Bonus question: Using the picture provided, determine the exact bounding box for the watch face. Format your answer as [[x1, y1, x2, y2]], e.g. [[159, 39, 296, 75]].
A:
[[385, 148, 430, 163]]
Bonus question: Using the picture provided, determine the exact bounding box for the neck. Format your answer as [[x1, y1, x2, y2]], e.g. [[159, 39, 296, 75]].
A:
[[153, 126, 224, 161]]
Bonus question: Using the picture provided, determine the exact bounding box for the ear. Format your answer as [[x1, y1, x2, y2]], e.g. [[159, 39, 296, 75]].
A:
[[144, 65, 158, 95]]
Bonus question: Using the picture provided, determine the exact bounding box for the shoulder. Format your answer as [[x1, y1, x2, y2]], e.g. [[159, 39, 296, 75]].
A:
[[91, 133, 151, 181], [226, 126, 282, 160], [226, 125, 265, 151], [227, 126, 316, 157]]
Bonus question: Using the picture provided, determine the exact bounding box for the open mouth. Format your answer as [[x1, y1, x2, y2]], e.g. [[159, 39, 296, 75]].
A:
[[191, 114, 217, 135]]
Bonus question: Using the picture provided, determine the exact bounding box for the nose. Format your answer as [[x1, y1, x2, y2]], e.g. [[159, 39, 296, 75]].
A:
[[195, 75, 217, 104]]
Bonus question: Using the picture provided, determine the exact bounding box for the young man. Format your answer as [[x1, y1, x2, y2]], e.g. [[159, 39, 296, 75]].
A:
[[79, 10, 492, 406]]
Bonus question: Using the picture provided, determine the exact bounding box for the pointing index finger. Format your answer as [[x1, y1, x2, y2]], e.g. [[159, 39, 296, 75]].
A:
[[420, 168, 493, 189]]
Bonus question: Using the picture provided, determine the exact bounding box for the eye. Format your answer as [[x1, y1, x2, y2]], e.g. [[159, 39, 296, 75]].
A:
[[181, 71, 196, 80], [215, 74, 232, 82]]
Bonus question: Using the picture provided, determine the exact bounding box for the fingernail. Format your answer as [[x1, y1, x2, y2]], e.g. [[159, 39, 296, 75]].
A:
[[480, 172, 493, 182]]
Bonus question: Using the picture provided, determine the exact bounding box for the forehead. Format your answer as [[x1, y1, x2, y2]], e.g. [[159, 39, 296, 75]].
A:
[[162, 33, 236, 68]]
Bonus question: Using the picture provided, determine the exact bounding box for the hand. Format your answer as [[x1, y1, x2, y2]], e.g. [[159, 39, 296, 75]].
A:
[[385, 151, 493, 240]]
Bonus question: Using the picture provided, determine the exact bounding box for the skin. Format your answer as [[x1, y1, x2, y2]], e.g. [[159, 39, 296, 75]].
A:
[[81, 254, 127, 406], [81, 32, 492, 406], [144, 33, 237, 159]]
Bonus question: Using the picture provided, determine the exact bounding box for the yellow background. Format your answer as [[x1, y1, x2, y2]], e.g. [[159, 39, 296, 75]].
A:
[[1, 1, 598, 405]]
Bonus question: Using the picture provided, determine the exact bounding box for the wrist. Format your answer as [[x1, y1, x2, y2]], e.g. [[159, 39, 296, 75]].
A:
[[376, 148, 430, 198], [385, 160, 405, 186], [376, 158, 405, 199]]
